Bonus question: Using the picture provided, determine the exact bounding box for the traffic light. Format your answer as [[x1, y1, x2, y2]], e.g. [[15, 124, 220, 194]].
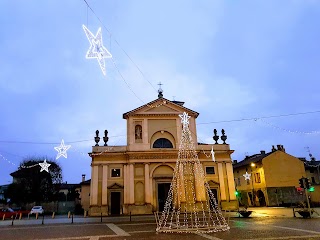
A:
[[309, 186, 315, 192], [299, 178, 305, 188], [235, 190, 239, 196], [305, 178, 311, 189]]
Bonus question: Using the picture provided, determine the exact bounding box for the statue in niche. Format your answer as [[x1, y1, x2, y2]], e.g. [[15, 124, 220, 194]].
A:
[[135, 125, 142, 140]]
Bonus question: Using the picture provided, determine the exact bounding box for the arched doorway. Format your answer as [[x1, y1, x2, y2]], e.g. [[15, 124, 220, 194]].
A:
[[257, 190, 266, 206], [151, 164, 174, 211], [153, 138, 173, 148]]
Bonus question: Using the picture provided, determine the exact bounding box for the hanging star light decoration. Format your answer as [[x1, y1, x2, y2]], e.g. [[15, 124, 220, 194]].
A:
[[54, 139, 71, 159], [243, 171, 251, 180], [39, 159, 51, 173], [211, 146, 216, 162], [179, 112, 191, 126], [82, 25, 112, 76]]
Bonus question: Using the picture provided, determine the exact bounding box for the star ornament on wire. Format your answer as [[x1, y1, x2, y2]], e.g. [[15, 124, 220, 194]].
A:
[[39, 159, 51, 173], [179, 112, 191, 126], [54, 139, 71, 159], [82, 25, 112, 76], [243, 171, 251, 180], [211, 146, 216, 162]]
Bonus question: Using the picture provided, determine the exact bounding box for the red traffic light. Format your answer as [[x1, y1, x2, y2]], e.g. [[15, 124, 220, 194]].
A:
[[296, 187, 303, 191]]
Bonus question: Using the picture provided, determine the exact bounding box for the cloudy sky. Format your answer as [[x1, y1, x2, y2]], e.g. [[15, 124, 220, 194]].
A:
[[1, 0, 320, 185]]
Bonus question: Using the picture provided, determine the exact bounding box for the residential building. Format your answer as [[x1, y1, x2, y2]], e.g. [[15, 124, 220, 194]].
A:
[[233, 145, 306, 207], [79, 175, 90, 213], [88, 91, 237, 216]]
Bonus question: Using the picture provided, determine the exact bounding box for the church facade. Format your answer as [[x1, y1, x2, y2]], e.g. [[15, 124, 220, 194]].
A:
[[88, 94, 237, 216]]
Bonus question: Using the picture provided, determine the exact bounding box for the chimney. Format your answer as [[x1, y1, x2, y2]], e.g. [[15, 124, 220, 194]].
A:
[[233, 160, 238, 164], [260, 150, 266, 155], [311, 157, 316, 162], [277, 145, 281, 151], [82, 174, 86, 182], [272, 145, 276, 152], [281, 145, 285, 152]]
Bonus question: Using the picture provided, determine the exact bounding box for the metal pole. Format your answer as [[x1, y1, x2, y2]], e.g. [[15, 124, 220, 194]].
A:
[[251, 169, 255, 206], [130, 211, 131, 222], [71, 213, 74, 224], [303, 178, 312, 218], [11, 216, 14, 226], [42, 214, 44, 225], [100, 212, 102, 223]]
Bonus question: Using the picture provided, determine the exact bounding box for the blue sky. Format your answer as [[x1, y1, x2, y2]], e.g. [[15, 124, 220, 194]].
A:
[[1, 0, 320, 185]]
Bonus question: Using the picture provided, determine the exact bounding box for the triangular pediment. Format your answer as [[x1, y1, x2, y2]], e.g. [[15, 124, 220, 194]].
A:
[[145, 104, 179, 113], [108, 183, 123, 189], [123, 98, 199, 119]]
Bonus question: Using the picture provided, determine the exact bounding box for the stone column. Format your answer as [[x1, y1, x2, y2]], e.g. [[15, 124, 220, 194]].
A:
[[144, 163, 150, 203], [90, 165, 99, 205], [176, 118, 182, 147], [123, 165, 128, 204], [226, 162, 236, 200], [217, 163, 227, 201], [129, 164, 135, 204], [101, 165, 109, 205]]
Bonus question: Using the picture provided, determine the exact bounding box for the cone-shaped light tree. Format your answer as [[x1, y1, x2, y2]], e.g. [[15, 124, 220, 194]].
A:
[[156, 112, 230, 233]]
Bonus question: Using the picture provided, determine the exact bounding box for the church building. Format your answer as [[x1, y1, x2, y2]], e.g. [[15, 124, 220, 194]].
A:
[[88, 90, 237, 216]]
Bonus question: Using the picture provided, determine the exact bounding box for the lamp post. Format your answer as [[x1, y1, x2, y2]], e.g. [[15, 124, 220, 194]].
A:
[[251, 163, 255, 206]]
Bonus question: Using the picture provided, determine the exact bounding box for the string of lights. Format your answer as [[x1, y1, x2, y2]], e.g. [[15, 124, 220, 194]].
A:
[[1, 109, 319, 146], [156, 112, 229, 233], [256, 118, 320, 135]]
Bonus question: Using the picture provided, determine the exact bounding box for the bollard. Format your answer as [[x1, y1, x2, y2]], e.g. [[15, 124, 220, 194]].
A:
[[42, 214, 44, 225], [100, 212, 102, 223], [84, 211, 87, 218], [130, 212, 131, 222], [71, 214, 74, 224], [11, 215, 14, 226], [28, 213, 30, 219], [52, 212, 55, 219], [19, 213, 22, 220], [293, 207, 296, 217], [2, 214, 5, 221], [36, 213, 39, 219], [68, 211, 71, 218]]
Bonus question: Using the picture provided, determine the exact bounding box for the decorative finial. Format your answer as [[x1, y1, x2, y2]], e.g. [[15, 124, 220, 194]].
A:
[[103, 130, 109, 146], [213, 129, 219, 144], [94, 130, 100, 146], [158, 82, 163, 98], [221, 129, 227, 144]]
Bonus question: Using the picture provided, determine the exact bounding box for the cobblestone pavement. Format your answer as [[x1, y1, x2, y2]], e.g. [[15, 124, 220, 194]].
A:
[[0, 212, 320, 240]]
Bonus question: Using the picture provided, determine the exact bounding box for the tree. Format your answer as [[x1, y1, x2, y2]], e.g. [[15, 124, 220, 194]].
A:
[[6, 156, 62, 205]]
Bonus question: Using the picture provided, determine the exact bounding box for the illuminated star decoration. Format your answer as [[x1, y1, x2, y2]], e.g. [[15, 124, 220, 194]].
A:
[[179, 112, 191, 126], [243, 171, 251, 180], [54, 139, 71, 159], [82, 25, 112, 76], [211, 146, 215, 162], [39, 159, 51, 173]]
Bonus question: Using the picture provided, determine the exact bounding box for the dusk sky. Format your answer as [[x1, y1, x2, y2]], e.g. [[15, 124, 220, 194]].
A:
[[1, 0, 320, 185]]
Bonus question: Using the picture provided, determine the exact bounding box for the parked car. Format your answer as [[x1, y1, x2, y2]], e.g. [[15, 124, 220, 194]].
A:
[[0, 207, 31, 219], [0, 208, 17, 219], [30, 206, 44, 215]]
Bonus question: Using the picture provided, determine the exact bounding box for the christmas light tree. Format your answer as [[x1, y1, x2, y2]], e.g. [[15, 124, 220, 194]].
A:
[[155, 112, 230, 233]]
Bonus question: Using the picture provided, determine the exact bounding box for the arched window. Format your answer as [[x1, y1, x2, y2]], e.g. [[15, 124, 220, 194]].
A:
[[153, 138, 173, 148], [135, 125, 142, 140]]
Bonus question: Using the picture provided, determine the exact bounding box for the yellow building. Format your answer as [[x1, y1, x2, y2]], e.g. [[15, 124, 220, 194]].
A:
[[88, 93, 237, 216], [233, 145, 307, 207]]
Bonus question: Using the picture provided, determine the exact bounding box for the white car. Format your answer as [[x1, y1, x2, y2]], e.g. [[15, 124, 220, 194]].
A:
[[30, 206, 44, 214]]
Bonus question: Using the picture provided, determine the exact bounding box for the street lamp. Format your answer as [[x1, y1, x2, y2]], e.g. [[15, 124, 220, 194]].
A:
[[250, 163, 255, 206]]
